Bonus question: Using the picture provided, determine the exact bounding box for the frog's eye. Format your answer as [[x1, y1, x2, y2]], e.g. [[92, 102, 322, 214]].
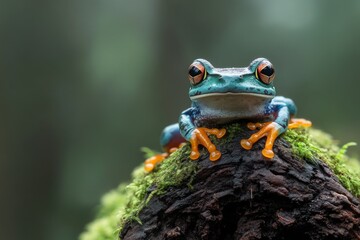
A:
[[188, 62, 207, 85], [256, 61, 275, 84]]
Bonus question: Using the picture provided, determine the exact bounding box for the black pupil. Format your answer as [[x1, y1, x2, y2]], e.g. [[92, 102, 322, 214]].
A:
[[260, 66, 274, 76], [189, 66, 202, 77]]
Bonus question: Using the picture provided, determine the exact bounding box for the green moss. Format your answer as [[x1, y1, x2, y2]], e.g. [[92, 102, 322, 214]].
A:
[[210, 123, 242, 146], [118, 145, 197, 228], [80, 124, 360, 240], [284, 128, 360, 197], [80, 144, 197, 240], [79, 184, 130, 240]]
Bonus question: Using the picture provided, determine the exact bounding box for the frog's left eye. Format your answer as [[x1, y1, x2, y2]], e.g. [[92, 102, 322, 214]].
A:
[[256, 61, 275, 84], [188, 62, 207, 85]]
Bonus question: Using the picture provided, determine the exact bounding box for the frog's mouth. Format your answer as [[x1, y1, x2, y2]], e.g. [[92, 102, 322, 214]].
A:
[[190, 92, 274, 119], [190, 92, 273, 101]]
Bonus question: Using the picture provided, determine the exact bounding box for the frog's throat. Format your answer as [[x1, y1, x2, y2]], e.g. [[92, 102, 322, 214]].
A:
[[189, 92, 274, 122], [190, 92, 274, 100]]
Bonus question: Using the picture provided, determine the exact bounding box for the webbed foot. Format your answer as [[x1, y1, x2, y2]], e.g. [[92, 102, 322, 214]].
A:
[[189, 127, 226, 161], [240, 122, 282, 159], [241, 118, 312, 159]]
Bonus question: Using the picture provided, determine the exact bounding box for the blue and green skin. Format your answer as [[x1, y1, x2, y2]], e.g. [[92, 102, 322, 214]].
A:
[[144, 58, 311, 172]]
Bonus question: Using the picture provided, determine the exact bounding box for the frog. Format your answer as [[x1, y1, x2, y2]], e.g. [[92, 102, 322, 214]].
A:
[[144, 58, 311, 172]]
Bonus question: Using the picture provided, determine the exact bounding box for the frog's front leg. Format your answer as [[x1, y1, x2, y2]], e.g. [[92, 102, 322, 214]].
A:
[[179, 108, 226, 161], [240, 98, 312, 159]]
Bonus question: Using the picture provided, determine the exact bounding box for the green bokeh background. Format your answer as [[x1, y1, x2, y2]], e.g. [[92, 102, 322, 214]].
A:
[[1, 1, 360, 239]]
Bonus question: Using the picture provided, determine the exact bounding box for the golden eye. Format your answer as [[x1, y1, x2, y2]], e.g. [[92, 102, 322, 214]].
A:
[[188, 62, 206, 85], [256, 61, 275, 84]]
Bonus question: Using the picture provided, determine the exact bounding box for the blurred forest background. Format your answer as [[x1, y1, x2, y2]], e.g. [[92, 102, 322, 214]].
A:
[[1, 0, 360, 239]]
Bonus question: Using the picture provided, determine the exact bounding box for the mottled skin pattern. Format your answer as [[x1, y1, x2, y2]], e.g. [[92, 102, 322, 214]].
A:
[[144, 58, 311, 172]]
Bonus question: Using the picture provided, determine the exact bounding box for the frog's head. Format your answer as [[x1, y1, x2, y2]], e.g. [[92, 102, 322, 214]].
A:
[[188, 58, 276, 100]]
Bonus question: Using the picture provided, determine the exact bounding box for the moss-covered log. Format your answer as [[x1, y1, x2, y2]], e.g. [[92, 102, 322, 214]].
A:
[[80, 123, 360, 240]]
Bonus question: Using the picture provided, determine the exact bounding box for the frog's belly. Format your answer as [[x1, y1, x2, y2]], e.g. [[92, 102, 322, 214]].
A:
[[191, 93, 273, 124]]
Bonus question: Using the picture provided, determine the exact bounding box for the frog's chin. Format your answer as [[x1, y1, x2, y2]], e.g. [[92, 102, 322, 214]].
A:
[[190, 92, 274, 121]]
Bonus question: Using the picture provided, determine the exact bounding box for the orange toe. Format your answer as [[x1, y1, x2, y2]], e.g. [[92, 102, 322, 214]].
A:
[[144, 163, 155, 172], [262, 149, 275, 159], [209, 150, 221, 161], [190, 151, 200, 160], [240, 139, 253, 150]]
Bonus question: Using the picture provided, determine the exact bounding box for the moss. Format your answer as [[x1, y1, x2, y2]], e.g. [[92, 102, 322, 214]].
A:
[[209, 123, 242, 146], [79, 184, 130, 240], [80, 124, 360, 240], [80, 144, 197, 240], [118, 144, 197, 229], [284, 128, 360, 197]]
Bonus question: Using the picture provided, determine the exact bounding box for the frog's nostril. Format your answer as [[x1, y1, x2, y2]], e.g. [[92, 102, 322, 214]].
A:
[[236, 76, 244, 82], [217, 77, 226, 83]]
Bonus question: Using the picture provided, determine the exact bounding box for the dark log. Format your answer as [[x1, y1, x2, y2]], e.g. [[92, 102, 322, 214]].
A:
[[120, 129, 360, 240]]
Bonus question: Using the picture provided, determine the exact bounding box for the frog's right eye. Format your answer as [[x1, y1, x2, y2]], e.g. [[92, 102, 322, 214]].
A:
[[188, 62, 207, 85], [255, 60, 275, 84]]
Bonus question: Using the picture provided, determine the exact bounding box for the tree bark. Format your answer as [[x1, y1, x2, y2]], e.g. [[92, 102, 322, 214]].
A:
[[120, 130, 360, 240]]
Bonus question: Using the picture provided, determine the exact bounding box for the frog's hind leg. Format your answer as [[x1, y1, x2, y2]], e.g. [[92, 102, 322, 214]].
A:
[[144, 124, 186, 172], [144, 152, 169, 172]]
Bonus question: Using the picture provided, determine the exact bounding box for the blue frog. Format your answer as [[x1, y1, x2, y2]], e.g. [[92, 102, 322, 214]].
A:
[[144, 58, 311, 172]]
